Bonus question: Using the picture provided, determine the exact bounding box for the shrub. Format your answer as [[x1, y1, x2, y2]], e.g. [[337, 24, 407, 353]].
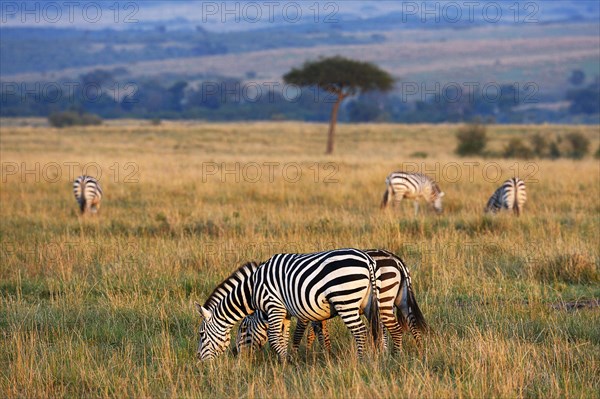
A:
[[549, 140, 562, 159], [595, 144, 600, 159], [150, 118, 162, 126], [564, 132, 590, 159], [503, 138, 534, 159], [455, 123, 487, 156], [48, 111, 102, 128], [48, 111, 79, 127], [529, 133, 549, 158], [79, 113, 103, 126], [410, 151, 428, 158]]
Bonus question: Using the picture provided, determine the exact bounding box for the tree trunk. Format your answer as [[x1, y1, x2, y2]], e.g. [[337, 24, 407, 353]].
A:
[[326, 94, 343, 154]]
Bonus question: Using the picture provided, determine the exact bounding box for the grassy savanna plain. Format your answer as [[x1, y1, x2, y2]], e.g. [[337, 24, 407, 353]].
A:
[[1, 121, 599, 398]]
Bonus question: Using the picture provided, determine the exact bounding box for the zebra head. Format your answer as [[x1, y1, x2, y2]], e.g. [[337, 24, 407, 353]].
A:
[[433, 190, 445, 214], [195, 302, 231, 361], [235, 312, 269, 354]]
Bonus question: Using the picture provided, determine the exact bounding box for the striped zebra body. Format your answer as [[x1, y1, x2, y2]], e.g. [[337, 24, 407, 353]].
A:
[[73, 175, 103, 214], [197, 248, 381, 361], [381, 172, 445, 215], [236, 249, 427, 354], [485, 177, 527, 216], [367, 249, 427, 348]]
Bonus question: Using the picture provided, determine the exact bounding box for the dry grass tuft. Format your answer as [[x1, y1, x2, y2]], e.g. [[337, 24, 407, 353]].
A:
[[535, 253, 599, 284]]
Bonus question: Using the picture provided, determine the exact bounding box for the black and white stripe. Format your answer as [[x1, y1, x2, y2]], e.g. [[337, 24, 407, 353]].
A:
[[196, 248, 381, 361], [367, 249, 427, 348], [236, 249, 427, 354], [484, 177, 527, 216], [73, 175, 103, 214], [195, 262, 259, 360], [381, 172, 445, 215]]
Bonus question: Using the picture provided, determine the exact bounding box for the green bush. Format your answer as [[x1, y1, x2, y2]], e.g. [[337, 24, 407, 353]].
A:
[[549, 140, 562, 159], [455, 123, 487, 156], [410, 151, 428, 158], [595, 144, 600, 159], [529, 133, 549, 158], [503, 138, 534, 159], [564, 132, 590, 159], [48, 111, 102, 128], [78, 113, 103, 126]]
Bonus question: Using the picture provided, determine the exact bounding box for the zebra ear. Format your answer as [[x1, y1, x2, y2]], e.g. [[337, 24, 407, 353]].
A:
[[195, 302, 212, 320], [201, 307, 213, 320]]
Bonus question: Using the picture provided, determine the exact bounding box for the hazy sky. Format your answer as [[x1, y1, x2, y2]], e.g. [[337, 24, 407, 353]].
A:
[[2, 1, 597, 31]]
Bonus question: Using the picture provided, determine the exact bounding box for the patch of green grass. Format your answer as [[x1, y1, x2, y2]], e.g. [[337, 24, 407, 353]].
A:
[[1, 122, 599, 398]]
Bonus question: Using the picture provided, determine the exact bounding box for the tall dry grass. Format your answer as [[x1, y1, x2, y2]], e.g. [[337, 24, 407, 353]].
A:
[[1, 120, 598, 398]]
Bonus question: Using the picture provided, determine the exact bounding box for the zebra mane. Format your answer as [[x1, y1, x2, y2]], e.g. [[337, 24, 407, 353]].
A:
[[367, 248, 411, 277], [203, 261, 259, 309]]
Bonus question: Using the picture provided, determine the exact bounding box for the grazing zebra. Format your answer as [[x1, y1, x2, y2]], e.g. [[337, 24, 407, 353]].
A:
[[196, 248, 382, 361], [484, 177, 527, 216], [381, 172, 445, 215], [73, 175, 103, 214], [235, 249, 427, 355]]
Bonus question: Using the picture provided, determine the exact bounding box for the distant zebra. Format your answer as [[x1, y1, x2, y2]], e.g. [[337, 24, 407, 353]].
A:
[[235, 249, 427, 355], [196, 248, 382, 361], [484, 177, 527, 216], [381, 172, 445, 215], [73, 175, 103, 214]]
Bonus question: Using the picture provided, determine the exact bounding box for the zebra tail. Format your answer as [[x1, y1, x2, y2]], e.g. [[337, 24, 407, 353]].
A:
[[380, 187, 390, 209], [513, 180, 521, 217], [367, 260, 382, 347], [79, 198, 86, 213], [407, 287, 428, 332], [396, 279, 428, 332]]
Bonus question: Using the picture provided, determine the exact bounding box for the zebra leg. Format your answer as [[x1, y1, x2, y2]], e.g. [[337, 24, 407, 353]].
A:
[[408, 317, 423, 348], [266, 308, 289, 361], [292, 319, 309, 352], [514, 205, 521, 217], [306, 322, 317, 349], [398, 285, 426, 349], [315, 321, 331, 352], [334, 307, 367, 358], [381, 310, 403, 353], [414, 201, 419, 216], [384, 330, 389, 350], [309, 321, 330, 351], [282, 317, 291, 346]]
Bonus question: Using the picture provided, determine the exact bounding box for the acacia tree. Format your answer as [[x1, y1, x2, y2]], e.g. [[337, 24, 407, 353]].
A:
[[284, 56, 394, 154]]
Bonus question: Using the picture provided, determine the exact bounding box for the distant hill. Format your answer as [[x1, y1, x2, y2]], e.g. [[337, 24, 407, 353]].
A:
[[1, 1, 598, 123]]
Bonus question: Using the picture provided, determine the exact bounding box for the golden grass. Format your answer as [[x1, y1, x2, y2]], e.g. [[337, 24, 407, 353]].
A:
[[1, 121, 599, 398]]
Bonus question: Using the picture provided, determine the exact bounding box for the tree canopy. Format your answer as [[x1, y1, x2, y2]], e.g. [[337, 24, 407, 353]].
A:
[[284, 56, 394, 97]]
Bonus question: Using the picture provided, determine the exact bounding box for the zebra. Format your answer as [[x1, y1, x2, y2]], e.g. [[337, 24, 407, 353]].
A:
[[195, 248, 382, 361], [235, 249, 427, 355], [484, 177, 527, 216], [381, 172, 445, 215], [73, 175, 103, 214]]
